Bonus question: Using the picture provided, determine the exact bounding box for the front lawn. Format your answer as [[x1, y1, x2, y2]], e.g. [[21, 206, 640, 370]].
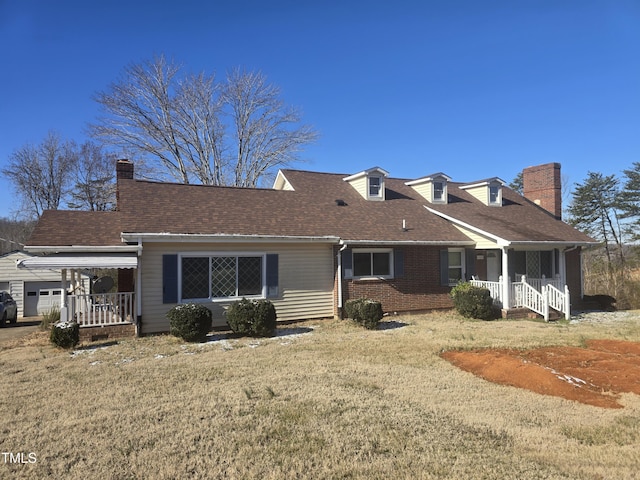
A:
[[1, 311, 640, 479]]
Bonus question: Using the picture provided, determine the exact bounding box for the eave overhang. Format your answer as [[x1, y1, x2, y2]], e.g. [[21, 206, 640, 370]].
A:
[[425, 207, 598, 248], [121, 233, 342, 244]]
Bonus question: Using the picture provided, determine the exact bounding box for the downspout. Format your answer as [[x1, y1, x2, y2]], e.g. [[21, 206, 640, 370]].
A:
[[60, 268, 68, 322], [337, 243, 348, 317], [135, 238, 143, 336]]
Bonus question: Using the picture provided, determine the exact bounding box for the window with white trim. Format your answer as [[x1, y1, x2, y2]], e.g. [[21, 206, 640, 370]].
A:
[[368, 176, 382, 198], [433, 181, 445, 202], [489, 185, 501, 205], [181, 254, 264, 301], [352, 249, 393, 279], [448, 248, 465, 285]]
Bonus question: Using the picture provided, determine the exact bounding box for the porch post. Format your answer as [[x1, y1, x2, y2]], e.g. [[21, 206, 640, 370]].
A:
[[501, 247, 510, 309], [559, 248, 567, 286], [60, 268, 68, 322]]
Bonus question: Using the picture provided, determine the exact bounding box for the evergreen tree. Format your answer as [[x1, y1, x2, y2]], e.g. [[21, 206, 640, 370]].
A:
[[618, 161, 640, 241]]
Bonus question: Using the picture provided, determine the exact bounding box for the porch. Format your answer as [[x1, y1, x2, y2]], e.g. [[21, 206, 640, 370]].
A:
[[16, 251, 140, 335], [471, 275, 570, 321]]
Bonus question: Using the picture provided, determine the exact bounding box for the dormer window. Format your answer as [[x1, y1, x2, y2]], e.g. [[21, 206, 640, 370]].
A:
[[433, 181, 445, 202], [343, 167, 389, 201], [405, 172, 450, 204], [489, 185, 501, 204], [369, 176, 382, 198], [459, 177, 506, 207]]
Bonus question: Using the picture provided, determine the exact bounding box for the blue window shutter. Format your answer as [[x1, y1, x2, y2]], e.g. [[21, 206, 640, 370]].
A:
[[394, 248, 404, 278], [465, 248, 476, 280], [266, 254, 279, 298], [440, 249, 449, 286], [342, 248, 353, 279], [163, 254, 178, 304]]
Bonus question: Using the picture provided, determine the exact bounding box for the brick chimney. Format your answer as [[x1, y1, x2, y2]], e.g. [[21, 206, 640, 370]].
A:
[[116, 159, 134, 210], [522, 162, 562, 219]]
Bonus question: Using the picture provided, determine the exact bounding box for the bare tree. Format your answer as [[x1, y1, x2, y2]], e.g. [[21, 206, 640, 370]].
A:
[[0, 217, 35, 254], [68, 142, 117, 211], [90, 56, 317, 187], [224, 68, 318, 187], [5, 131, 78, 218]]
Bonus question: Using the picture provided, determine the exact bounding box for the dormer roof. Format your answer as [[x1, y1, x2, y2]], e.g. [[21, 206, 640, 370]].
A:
[[405, 172, 452, 186], [459, 177, 507, 190], [342, 167, 389, 182]]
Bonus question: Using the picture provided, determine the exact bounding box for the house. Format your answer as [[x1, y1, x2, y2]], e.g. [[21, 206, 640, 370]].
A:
[[0, 251, 90, 318], [20, 160, 596, 339]]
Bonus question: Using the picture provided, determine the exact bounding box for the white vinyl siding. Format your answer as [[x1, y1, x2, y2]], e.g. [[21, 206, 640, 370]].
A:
[[140, 242, 335, 333], [465, 186, 489, 205], [452, 225, 498, 250], [349, 176, 367, 199]]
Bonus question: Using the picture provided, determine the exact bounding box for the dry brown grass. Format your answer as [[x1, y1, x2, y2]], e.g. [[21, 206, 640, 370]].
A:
[[2, 311, 640, 479]]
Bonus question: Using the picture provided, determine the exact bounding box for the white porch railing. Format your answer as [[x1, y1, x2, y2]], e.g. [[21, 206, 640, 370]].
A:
[[547, 284, 570, 319], [68, 292, 134, 326], [471, 275, 570, 321], [517, 275, 563, 292], [512, 278, 547, 318], [469, 279, 502, 306]]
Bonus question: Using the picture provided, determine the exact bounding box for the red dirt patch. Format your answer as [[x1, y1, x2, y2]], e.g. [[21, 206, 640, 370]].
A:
[[441, 340, 640, 409]]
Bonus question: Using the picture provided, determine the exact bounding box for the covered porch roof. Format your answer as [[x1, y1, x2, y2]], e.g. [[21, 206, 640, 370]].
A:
[[17, 252, 138, 270]]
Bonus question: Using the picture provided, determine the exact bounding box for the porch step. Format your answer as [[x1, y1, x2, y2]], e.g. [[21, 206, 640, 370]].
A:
[[502, 308, 563, 321]]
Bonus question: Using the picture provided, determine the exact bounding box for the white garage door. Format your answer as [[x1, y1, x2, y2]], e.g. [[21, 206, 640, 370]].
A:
[[24, 282, 63, 317]]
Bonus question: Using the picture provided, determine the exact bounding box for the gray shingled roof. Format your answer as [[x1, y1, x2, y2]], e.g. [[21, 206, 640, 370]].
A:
[[26, 169, 594, 247]]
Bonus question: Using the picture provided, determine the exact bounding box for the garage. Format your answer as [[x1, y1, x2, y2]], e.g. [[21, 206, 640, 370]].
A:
[[1, 251, 89, 318], [23, 282, 64, 317]]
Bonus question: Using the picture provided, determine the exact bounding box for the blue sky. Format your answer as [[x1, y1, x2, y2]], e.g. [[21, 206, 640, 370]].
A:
[[1, 0, 638, 218]]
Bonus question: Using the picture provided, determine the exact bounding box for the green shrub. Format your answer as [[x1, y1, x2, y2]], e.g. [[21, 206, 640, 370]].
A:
[[167, 303, 213, 342], [344, 298, 384, 330], [50, 321, 80, 349], [41, 306, 61, 331], [451, 282, 497, 320], [343, 298, 360, 321], [226, 298, 277, 337]]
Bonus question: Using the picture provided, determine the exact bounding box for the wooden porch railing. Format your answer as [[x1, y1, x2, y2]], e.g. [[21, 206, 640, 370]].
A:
[[69, 292, 134, 326]]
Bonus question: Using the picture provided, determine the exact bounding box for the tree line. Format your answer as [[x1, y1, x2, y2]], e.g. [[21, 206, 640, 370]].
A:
[[566, 163, 640, 309]]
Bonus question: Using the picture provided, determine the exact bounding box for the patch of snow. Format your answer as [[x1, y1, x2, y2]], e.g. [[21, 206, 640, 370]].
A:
[[569, 310, 637, 324]]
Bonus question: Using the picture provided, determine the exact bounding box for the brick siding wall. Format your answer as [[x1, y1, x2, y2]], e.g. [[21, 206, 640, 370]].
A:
[[79, 323, 136, 343], [334, 245, 453, 315]]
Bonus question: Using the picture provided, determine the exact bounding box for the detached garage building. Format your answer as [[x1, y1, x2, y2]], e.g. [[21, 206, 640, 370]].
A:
[[0, 251, 90, 318]]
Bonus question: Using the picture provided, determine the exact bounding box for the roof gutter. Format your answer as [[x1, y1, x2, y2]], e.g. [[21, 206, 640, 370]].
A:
[[339, 239, 474, 246], [121, 233, 341, 244]]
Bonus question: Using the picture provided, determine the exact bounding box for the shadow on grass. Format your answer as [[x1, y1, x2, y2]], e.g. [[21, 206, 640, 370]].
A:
[[378, 321, 409, 330], [74, 340, 119, 351], [203, 326, 315, 343]]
